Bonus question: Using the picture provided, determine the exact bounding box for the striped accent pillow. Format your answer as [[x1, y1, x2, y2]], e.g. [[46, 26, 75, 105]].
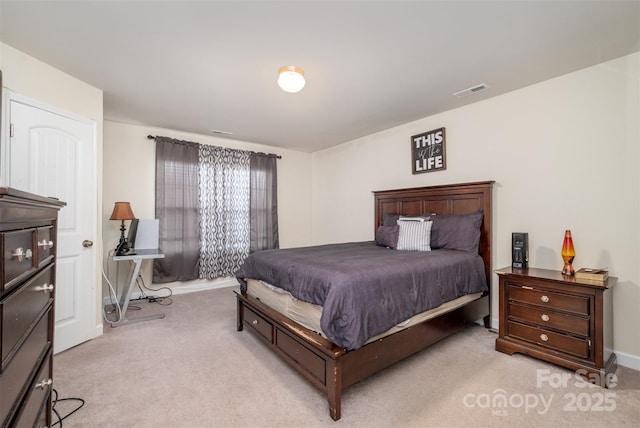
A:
[[396, 220, 432, 251]]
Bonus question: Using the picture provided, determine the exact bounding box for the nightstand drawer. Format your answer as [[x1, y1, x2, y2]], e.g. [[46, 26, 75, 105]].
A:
[[244, 306, 273, 343], [508, 284, 589, 316], [508, 302, 590, 337], [507, 321, 589, 359]]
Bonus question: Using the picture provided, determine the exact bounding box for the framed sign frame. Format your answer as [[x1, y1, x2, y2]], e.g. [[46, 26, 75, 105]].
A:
[[411, 127, 446, 174]]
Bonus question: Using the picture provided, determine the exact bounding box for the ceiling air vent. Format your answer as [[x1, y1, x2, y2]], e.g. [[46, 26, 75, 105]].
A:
[[453, 83, 490, 99]]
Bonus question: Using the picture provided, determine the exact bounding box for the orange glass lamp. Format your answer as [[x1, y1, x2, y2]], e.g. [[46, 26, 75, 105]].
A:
[[110, 202, 136, 255], [561, 229, 575, 276]]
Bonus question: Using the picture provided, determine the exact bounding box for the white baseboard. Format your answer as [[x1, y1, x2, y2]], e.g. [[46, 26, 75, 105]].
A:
[[102, 277, 238, 306], [169, 278, 238, 295], [614, 350, 640, 371], [491, 316, 499, 331]]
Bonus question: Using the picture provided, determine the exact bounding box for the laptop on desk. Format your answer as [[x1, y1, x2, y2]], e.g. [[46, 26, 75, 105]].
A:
[[126, 219, 160, 256]]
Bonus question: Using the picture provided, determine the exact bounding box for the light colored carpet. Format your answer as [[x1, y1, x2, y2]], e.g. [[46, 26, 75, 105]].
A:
[[53, 287, 640, 427]]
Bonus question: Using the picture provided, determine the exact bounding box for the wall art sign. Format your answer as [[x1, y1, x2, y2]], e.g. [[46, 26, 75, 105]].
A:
[[411, 127, 446, 174]]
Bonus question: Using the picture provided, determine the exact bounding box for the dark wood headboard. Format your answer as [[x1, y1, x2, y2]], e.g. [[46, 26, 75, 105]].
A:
[[373, 180, 494, 284]]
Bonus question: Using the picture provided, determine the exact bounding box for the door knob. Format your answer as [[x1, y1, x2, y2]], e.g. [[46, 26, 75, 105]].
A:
[[82, 240, 94, 248]]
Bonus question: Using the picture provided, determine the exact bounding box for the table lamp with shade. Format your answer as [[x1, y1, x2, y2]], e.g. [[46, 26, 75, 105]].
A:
[[110, 201, 136, 255]]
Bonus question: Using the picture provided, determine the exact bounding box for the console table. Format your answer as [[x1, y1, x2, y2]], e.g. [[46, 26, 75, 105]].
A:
[[107, 249, 165, 327]]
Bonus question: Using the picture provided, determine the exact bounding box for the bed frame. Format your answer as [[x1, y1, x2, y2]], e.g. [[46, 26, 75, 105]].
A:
[[235, 180, 494, 420]]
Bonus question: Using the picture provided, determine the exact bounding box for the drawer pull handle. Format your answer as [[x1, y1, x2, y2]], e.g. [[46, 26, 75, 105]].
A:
[[38, 283, 55, 293], [541, 314, 550, 322], [540, 333, 549, 342], [35, 378, 53, 390], [12, 247, 33, 262], [252, 319, 258, 325], [38, 239, 54, 250], [540, 295, 550, 303]]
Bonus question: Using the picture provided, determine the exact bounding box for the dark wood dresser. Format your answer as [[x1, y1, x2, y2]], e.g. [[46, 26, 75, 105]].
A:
[[0, 188, 65, 427], [495, 267, 616, 386]]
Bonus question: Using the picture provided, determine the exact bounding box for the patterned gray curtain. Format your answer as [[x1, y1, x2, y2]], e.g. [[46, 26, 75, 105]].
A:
[[198, 145, 251, 278], [249, 153, 279, 252], [154, 137, 200, 283]]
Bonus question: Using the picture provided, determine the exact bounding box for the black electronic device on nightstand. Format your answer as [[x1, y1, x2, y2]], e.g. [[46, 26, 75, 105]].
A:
[[512, 232, 528, 269]]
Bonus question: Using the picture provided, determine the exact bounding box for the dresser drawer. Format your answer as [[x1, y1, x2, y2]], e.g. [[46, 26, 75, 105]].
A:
[[507, 284, 590, 316], [36, 226, 55, 268], [2, 229, 37, 292], [508, 302, 590, 337], [1, 264, 55, 367], [11, 353, 52, 428], [0, 309, 51, 425], [244, 306, 273, 343], [507, 321, 590, 359]]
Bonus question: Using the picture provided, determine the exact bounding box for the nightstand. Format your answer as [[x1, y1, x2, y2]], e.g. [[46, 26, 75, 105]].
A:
[[495, 267, 616, 387]]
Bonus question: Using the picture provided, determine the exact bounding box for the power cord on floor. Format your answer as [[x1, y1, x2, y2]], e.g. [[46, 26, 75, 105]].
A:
[[51, 388, 85, 427], [103, 253, 174, 323], [136, 274, 173, 306]]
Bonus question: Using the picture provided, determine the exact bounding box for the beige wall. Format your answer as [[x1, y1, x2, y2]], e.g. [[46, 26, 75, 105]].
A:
[[103, 121, 313, 291], [311, 52, 640, 369], [0, 42, 105, 330]]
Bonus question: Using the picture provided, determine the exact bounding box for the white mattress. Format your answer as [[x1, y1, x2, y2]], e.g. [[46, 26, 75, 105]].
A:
[[246, 278, 482, 345]]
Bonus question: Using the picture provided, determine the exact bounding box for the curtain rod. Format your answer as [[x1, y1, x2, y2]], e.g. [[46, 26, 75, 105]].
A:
[[147, 135, 282, 159]]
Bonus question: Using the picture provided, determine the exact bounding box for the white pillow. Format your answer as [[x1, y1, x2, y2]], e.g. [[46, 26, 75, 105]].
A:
[[398, 215, 429, 222], [396, 220, 432, 251]]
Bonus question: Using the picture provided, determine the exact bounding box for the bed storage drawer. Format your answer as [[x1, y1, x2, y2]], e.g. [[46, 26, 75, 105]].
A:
[[243, 306, 273, 342], [275, 328, 326, 384]]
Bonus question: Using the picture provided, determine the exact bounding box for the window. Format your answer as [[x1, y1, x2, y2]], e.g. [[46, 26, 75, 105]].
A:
[[198, 145, 250, 279], [153, 136, 278, 283]]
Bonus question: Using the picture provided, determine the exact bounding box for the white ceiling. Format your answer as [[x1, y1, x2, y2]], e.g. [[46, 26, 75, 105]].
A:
[[1, 1, 639, 152]]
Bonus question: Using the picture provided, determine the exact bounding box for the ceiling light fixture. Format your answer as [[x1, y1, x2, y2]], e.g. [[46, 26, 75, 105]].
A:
[[277, 65, 305, 93]]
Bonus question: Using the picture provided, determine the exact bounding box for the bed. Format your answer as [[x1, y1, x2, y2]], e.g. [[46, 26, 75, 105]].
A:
[[234, 180, 494, 420]]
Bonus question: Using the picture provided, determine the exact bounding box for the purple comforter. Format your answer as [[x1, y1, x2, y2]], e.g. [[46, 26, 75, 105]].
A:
[[235, 241, 487, 350]]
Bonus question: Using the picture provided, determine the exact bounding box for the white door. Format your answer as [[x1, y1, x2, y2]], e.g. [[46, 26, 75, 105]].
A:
[[8, 95, 97, 353]]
